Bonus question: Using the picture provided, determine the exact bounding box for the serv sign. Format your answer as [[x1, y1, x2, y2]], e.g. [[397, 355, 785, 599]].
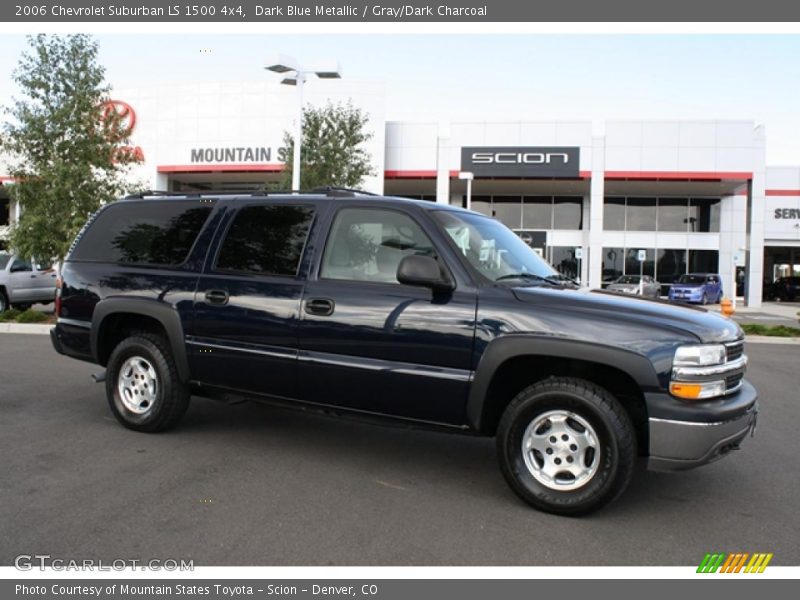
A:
[[461, 146, 580, 178]]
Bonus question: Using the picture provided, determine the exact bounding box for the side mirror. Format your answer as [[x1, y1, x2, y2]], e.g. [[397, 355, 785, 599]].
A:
[[397, 255, 454, 292]]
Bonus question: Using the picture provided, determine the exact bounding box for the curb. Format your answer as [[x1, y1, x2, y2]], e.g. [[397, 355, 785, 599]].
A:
[[0, 323, 52, 335], [744, 335, 800, 345]]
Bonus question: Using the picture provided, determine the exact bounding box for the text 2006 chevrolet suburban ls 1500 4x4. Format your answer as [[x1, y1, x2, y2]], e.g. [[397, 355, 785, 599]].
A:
[[51, 189, 758, 515]]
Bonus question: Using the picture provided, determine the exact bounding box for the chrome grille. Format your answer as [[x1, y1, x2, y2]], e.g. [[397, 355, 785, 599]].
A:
[[725, 341, 744, 363]]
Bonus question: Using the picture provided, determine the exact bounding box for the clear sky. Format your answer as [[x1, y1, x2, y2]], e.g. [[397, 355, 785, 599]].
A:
[[1, 34, 800, 164]]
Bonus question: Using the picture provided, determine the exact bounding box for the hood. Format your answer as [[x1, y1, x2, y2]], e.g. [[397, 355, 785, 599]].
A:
[[511, 285, 741, 343]]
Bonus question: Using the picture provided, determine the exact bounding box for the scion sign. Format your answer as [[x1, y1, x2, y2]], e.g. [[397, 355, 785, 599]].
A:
[[461, 146, 580, 178]]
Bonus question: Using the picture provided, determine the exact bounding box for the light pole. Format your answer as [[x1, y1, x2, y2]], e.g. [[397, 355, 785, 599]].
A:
[[458, 171, 474, 210], [265, 54, 342, 192]]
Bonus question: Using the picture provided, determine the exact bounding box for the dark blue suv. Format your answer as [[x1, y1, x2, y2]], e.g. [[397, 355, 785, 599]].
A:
[[50, 190, 758, 515]]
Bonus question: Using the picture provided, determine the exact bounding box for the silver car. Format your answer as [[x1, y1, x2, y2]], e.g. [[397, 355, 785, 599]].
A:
[[606, 274, 662, 299], [0, 252, 57, 312]]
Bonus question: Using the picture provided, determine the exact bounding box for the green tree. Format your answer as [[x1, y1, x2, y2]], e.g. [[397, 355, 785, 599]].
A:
[[1, 34, 140, 263], [279, 101, 375, 190]]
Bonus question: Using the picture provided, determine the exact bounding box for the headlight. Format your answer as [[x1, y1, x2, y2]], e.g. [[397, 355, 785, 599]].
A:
[[673, 344, 726, 367]]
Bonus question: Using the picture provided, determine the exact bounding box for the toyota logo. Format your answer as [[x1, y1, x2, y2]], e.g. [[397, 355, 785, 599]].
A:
[[101, 100, 136, 136]]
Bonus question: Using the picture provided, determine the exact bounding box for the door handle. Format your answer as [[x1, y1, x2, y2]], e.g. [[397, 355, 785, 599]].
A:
[[305, 298, 335, 316], [205, 289, 229, 305]]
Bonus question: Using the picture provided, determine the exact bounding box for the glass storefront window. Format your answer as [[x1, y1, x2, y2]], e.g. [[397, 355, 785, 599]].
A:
[[625, 248, 655, 277], [657, 249, 687, 287], [550, 246, 579, 281], [553, 197, 583, 230], [689, 198, 721, 232], [602, 247, 624, 285], [522, 196, 553, 230], [657, 198, 689, 232], [492, 196, 523, 229], [688, 249, 719, 273], [603, 197, 625, 230], [626, 198, 657, 231]]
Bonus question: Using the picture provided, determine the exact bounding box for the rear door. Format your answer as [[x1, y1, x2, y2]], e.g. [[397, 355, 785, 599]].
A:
[[31, 259, 57, 303], [6, 257, 37, 302], [190, 201, 318, 400]]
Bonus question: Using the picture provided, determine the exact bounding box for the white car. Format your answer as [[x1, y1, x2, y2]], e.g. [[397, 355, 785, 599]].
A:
[[606, 274, 662, 299], [0, 252, 57, 312]]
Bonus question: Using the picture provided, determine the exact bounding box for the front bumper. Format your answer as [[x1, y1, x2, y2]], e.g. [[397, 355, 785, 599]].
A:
[[647, 381, 758, 471]]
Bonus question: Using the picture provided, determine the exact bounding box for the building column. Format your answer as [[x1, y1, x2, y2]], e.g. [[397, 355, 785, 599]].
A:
[[588, 135, 605, 288], [746, 127, 767, 308], [435, 135, 451, 205]]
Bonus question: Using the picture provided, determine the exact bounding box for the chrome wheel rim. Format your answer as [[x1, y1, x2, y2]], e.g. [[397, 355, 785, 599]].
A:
[[117, 356, 158, 415], [521, 410, 601, 491]]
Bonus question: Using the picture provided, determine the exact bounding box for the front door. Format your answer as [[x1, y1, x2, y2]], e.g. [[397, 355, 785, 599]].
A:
[[298, 206, 477, 426], [191, 202, 317, 400]]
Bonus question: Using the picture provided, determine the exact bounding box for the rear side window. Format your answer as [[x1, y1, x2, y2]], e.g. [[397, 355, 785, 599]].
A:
[[70, 200, 213, 266], [215, 205, 314, 276]]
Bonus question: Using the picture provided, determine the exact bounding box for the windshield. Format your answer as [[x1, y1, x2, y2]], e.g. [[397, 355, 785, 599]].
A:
[[433, 210, 558, 282], [0, 253, 10, 270], [678, 274, 706, 284], [615, 275, 640, 284]]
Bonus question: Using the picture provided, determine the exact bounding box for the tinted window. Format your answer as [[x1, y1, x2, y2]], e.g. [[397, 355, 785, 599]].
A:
[[0, 253, 11, 270], [71, 200, 213, 265], [626, 198, 656, 231], [657, 198, 688, 231], [689, 198, 721, 232], [492, 197, 522, 229], [216, 205, 314, 276], [603, 198, 625, 230], [553, 197, 582, 230], [10, 257, 32, 272], [321, 208, 435, 284], [522, 196, 553, 229]]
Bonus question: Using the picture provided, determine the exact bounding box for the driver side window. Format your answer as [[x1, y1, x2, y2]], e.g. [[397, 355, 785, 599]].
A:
[[320, 208, 435, 284], [10, 258, 32, 272]]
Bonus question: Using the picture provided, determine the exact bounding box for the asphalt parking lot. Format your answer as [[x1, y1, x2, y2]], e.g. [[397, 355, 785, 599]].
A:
[[0, 334, 798, 566]]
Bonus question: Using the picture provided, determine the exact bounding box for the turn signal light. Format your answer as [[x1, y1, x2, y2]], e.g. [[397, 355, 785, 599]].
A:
[[670, 380, 726, 400]]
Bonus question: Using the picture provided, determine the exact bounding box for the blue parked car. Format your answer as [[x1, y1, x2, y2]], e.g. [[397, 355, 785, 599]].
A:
[[668, 273, 723, 305]]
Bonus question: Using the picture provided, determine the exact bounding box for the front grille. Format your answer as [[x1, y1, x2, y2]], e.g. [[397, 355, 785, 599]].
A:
[[726, 341, 744, 362], [726, 373, 744, 392]]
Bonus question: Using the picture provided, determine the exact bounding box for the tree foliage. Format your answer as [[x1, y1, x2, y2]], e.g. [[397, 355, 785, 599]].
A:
[[1, 34, 139, 262], [280, 101, 375, 190]]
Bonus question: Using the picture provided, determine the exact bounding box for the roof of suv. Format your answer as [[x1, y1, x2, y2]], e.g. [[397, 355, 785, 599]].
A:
[[121, 189, 470, 214]]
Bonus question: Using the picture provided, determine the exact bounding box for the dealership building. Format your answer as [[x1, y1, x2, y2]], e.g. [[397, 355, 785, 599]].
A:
[[2, 77, 800, 307]]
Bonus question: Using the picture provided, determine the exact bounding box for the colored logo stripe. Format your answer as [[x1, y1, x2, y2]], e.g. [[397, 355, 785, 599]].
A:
[[697, 552, 773, 573]]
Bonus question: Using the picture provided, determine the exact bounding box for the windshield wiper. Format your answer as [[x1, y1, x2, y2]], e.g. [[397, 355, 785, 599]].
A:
[[494, 273, 566, 286]]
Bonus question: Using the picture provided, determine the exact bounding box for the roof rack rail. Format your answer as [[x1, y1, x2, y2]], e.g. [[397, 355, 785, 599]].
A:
[[309, 186, 378, 197], [123, 187, 378, 199]]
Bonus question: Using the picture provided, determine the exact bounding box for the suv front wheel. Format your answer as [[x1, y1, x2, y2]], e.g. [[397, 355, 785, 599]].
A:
[[105, 334, 190, 432], [497, 377, 636, 516]]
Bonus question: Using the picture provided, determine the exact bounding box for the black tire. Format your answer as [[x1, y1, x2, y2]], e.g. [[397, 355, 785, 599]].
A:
[[496, 377, 636, 516], [105, 333, 190, 432], [701, 292, 708, 305], [0, 291, 8, 313]]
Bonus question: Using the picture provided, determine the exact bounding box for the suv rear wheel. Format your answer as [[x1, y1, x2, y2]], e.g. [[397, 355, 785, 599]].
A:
[[105, 334, 190, 432], [496, 377, 636, 516]]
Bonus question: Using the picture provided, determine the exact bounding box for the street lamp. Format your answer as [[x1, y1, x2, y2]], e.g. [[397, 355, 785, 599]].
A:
[[264, 54, 342, 192], [458, 171, 474, 210]]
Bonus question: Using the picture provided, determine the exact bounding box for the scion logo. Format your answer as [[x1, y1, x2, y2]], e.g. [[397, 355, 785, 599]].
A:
[[471, 151, 570, 165], [461, 146, 580, 178]]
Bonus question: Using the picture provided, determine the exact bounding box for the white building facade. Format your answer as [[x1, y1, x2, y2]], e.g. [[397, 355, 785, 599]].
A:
[[2, 78, 799, 308]]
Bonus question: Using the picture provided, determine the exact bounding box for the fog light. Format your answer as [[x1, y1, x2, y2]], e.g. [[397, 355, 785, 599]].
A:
[[670, 380, 726, 400]]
